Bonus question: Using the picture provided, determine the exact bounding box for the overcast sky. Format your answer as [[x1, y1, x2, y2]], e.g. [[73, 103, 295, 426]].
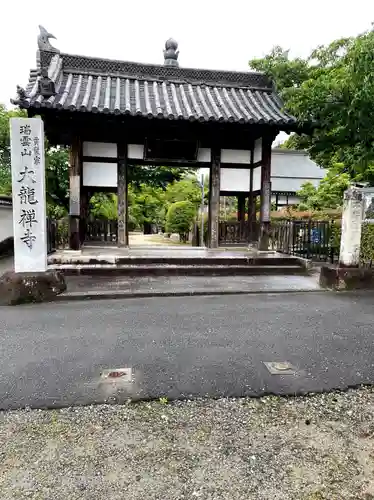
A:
[[0, 0, 373, 105]]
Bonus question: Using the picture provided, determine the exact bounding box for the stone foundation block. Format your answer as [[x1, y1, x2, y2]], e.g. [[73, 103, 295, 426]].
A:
[[0, 270, 66, 306], [320, 264, 374, 290]]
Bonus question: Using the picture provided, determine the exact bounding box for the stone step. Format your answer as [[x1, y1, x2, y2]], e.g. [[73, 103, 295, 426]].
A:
[[50, 264, 307, 277], [48, 256, 302, 267]]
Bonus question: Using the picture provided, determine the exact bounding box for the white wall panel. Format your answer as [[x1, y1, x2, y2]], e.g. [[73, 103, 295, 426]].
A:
[[252, 166, 261, 191], [83, 142, 117, 158], [253, 139, 262, 163], [83, 162, 117, 187], [221, 149, 251, 164], [128, 144, 144, 159], [197, 148, 211, 162], [287, 196, 299, 205], [220, 168, 250, 192]]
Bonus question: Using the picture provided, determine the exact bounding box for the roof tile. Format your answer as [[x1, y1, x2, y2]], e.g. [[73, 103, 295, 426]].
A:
[[14, 51, 297, 127]]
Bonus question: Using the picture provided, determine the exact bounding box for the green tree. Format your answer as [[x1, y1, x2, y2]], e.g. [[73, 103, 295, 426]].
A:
[[314, 166, 350, 209], [0, 105, 26, 194], [90, 193, 118, 220], [130, 184, 166, 233], [164, 176, 202, 209], [249, 28, 374, 183], [297, 164, 350, 210], [297, 182, 319, 210], [129, 165, 197, 190], [165, 200, 196, 242], [46, 146, 69, 208]]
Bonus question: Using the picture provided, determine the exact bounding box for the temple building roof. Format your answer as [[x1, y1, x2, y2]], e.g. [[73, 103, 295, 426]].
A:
[[12, 27, 298, 128]]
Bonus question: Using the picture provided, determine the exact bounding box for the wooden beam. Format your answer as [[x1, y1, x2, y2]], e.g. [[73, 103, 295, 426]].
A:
[[208, 146, 221, 248], [117, 143, 129, 247], [69, 136, 82, 250]]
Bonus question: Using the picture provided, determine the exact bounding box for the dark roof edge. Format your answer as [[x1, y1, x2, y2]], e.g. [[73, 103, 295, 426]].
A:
[[40, 49, 274, 90], [272, 148, 309, 155]]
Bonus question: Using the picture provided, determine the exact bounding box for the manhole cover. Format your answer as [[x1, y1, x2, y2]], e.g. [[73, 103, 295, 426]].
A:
[[100, 367, 133, 383], [263, 361, 297, 375]]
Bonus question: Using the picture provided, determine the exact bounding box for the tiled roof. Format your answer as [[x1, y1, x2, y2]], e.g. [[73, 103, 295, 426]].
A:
[[14, 52, 297, 126]]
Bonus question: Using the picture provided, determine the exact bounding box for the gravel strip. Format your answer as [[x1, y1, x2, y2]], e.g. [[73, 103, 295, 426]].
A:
[[1, 387, 374, 500]]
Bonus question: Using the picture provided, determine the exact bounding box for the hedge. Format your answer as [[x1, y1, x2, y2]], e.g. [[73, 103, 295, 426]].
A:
[[360, 223, 374, 265], [326, 221, 374, 265]]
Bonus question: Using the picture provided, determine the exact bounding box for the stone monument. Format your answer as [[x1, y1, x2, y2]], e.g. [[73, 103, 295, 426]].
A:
[[0, 118, 65, 305]]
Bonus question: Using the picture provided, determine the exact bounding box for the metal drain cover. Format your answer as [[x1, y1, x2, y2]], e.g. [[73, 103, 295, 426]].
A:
[[263, 361, 297, 375], [100, 367, 133, 383]]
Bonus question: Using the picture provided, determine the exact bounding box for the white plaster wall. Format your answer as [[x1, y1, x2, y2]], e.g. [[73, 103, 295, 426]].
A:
[[252, 150, 324, 193], [83, 162, 118, 187], [0, 206, 14, 242], [128, 144, 144, 159], [83, 142, 117, 158], [253, 139, 262, 163], [197, 148, 211, 163], [220, 168, 250, 192], [221, 149, 251, 164]]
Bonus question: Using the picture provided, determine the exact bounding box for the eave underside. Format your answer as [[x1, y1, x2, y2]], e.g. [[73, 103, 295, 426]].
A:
[[29, 108, 300, 149]]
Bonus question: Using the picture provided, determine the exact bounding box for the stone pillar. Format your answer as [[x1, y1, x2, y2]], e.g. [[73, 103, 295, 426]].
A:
[[339, 187, 364, 266], [208, 147, 221, 248], [69, 136, 81, 250], [258, 136, 272, 251], [117, 144, 129, 247]]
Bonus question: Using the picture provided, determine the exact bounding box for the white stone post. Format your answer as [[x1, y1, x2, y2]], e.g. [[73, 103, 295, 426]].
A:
[[339, 187, 364, 266], [10, 117, 47, 273]]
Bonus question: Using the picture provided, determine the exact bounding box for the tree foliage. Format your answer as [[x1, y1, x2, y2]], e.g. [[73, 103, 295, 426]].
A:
[[249, 28, 374, 184], [165, 201, 196, 241], [128, 165, 197, 190], [0, 105, 26, 194], [90, 193, 118, 220], [164, 176, 202, 208], [129, 184, 166, 231], [297, 164, 350, 210], [46, 146, 69, 208]]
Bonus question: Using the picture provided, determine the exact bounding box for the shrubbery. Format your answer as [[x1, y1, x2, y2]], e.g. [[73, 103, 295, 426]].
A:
[[165, 201, 196, 242]]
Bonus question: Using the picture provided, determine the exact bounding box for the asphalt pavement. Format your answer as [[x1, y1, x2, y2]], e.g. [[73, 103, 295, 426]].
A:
[[1, 292, 374, 410]]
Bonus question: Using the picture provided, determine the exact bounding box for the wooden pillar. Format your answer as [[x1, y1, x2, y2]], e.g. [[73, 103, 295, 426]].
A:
[[237, 194, 245, 222], [258, 135, 272, 251], [208, 147, 221, 248], [69, 136, 82, 250], [248, 166, 255, 242], [79, 190, 88, 245], [117, 144, 129, 247]]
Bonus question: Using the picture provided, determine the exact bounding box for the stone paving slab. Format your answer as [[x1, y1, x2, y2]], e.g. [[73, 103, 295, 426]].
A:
[[49, 245, 279, 260], [62, 274, 321, 300]]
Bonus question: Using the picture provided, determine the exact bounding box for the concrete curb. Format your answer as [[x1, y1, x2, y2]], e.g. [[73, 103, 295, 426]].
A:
[[54, 287, 328, 303]]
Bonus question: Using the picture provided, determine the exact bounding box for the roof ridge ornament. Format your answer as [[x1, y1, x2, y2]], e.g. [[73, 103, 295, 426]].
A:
[[38, 68, 56, 98], [164, 38, 179, 67], [37, 25, 59, 53]]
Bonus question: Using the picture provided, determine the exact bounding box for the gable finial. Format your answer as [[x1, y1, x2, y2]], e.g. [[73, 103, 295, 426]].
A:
[[164, 38, 179, 67], [37, 25, 59, 53]]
